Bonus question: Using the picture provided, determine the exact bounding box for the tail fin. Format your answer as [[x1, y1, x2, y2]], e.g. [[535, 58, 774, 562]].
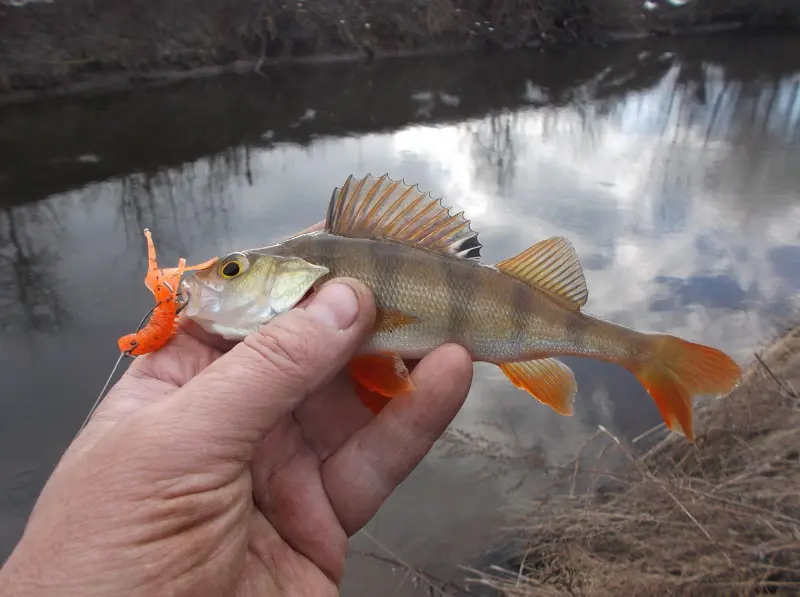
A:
[[630, 335, 743, 442]]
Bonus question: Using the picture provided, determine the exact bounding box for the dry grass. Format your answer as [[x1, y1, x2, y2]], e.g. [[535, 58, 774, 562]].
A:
[[468, 323, 800, 597]]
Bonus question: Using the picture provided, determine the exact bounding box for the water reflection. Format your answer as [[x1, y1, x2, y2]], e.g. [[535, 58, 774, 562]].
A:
[[650, 274, 749, 311], [1, 33, 799, 597], [114, 149, 242, 261], [0, 204, 69, 334], [465, 112, 520, 196]]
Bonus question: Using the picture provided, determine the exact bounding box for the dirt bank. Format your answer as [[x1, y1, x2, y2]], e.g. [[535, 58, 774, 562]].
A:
[[1, 0, 798, 103], [470, 322, 800, 596]]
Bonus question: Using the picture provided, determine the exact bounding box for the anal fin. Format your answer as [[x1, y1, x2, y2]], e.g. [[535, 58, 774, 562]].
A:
[[499, 358, 577, 416]]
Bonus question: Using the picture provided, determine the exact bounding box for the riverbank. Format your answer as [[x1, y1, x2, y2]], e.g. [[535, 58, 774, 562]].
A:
[[1, 0, 798, 104], [470, 322, 800, 596]]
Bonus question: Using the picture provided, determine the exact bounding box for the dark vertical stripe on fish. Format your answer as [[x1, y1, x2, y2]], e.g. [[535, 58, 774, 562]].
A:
[[443, 258, 475, 348], [365, 238, 386, 308], [510, 280, 529, 354], [565, 311, 590, 353]]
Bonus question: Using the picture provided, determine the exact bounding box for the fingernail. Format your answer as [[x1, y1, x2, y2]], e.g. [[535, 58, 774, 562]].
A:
[[305, 283, 359, 330]]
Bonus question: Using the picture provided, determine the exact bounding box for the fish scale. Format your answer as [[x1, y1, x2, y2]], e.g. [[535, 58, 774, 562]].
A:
[[181, 173, 744, 442], [274, 233, 567, 363]]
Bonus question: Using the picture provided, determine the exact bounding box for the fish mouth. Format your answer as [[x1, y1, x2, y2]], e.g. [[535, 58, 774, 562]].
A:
[[178, 279, 191, 303], [179, 275, 218, 299], [178, 275, 222, 316], [176, 279, 191, 315]]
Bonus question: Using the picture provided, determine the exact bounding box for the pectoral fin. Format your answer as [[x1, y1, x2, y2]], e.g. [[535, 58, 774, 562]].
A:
[[352, 381, 393, 415], [348, 352, 415, 411], [499, 358, 577, 416]]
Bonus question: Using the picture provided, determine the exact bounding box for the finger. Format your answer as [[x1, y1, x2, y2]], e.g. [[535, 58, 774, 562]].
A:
[[295, 357, 424, 462], [62, 332, 222, 465], [141, 278, 376, 462], [250, 417, 349, 583], [294, 370, 375, 461], [320, 343, 473, 534]]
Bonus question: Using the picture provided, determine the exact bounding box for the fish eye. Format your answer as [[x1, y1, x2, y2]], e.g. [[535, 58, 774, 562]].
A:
[[222, 261, 240, 277], [218, 253, 248, 279]]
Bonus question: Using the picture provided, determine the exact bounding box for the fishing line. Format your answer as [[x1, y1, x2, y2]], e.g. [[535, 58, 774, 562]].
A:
[[73, 303, 158, 441]]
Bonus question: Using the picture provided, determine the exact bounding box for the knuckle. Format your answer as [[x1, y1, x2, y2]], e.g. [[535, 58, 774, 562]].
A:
[[243, 316, 317, 386]]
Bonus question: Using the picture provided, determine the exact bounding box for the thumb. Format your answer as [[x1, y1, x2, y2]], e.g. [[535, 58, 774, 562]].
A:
[[147, 278, 376, 461]]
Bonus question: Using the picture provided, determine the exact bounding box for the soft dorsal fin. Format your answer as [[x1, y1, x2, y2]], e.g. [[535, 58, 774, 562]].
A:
[[325, 173, 482, 261], [495, 236, 588, 310]]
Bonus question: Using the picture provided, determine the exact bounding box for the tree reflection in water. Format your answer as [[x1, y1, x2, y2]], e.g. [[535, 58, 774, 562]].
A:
[[112, 147, 246, 270], [0, 204, 69, 335]]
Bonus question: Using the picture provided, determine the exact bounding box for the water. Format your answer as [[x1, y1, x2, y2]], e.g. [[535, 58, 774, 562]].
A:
[[2, 32, 800, 595]]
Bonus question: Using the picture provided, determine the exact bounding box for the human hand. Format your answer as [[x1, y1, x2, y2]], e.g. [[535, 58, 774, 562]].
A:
[[0, 277, 473, 597]]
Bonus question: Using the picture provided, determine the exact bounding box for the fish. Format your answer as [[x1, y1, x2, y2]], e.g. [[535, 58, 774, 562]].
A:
[[179, 173, 743, 441], [118, 228, 217, 356]]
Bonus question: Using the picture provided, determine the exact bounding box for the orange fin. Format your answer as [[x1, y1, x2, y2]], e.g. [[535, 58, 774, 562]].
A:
[[630, 335, 743, 442], [325, 173, 482, 261], [499, 358, 577, 416], [373, 308, 420, 333], [348, 352, 415, 398], [353, 380, 393, 415], [495, 237, 587, 310]]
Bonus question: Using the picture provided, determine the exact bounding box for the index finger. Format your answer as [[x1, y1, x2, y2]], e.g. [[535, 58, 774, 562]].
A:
[[59, 331, 222, 468], [320, 343, 473, 534]]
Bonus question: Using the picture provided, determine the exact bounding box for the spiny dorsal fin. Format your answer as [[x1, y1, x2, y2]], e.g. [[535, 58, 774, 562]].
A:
[[499, 358, 577, 416], [495, 236, 588, 310], [325, 173, 482, 261]]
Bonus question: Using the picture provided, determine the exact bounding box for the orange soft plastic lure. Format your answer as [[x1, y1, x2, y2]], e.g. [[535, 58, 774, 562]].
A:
[[117, 229, 217, 356]]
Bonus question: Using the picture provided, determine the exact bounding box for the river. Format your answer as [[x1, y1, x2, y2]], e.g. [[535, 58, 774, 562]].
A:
[[1, 31, 799, 596]]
